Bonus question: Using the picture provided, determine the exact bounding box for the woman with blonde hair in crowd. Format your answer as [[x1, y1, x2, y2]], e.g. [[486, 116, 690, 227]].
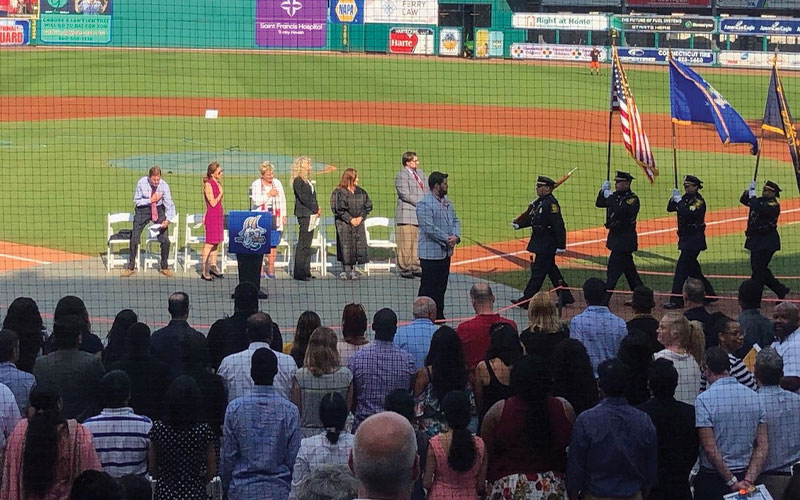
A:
[[330, 168, 373, 280], [292, 327, 354, 438], [291, 156, 319, 281], [201, 162, 224, 281], [654, 312, 705, 405], [250, 161, 287, 279], [519, 291, 569, 360], [337, 303, 370, 366]]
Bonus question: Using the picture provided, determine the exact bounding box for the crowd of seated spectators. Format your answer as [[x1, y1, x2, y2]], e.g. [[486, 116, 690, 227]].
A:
[[0, 277, 798, 500]]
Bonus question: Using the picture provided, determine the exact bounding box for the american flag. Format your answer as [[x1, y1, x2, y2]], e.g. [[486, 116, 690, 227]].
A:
[[610, 46, 658, 182]]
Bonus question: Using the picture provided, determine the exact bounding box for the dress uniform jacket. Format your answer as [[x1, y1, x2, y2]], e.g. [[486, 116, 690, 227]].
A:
[[596, 189, 640, 253], [667, 193, 707, 252], [740, 191, 780, 252], [518, 194, 566, 255]]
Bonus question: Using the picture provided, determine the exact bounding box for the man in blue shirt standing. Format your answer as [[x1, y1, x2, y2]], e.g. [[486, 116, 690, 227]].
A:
[[394, 296, 438, 370], [221, 348, 300, 500], [122, 165, 176, 278], [566, 358, 657, 500], [569, 278, 628, 377], [416, 172, 461, 320], [694, 347, 768, 500]]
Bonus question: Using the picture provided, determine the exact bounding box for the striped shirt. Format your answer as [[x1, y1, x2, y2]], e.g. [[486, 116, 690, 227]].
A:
[[82, 407, 152, 477], [699, 353, 756, 392]]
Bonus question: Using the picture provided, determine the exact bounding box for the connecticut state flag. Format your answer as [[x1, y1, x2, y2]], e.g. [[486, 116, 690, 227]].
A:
[[763, 62, 800, 194], [669, 56, 758, 155]]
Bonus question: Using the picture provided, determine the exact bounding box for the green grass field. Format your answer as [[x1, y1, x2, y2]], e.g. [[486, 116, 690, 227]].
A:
[[2, 49, 800, 292]]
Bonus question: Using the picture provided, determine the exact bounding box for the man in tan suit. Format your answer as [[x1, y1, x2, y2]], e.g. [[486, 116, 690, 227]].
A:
[[394, 151, 427, 279]]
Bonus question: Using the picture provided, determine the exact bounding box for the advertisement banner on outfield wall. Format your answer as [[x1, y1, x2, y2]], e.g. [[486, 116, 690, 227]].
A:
[[717, 0, 796, 8], [40, 0, 112, 43], [616, 47, 714, 66], [510, 43, 608, 62], [626, 0, 709, 6], [489, 31, 503, 58], [719, 51, 800, 71], [0, 0, 37, 18], [719, 18, 800, 36], [389, 27, 433, 55], [611, 15, 715, 33], [256, 0, 327, 47], [365, 0, 437, 26], [0, 19, 29, 45], [329, 0, 364, 24], [512, 13, 609, 32], [541, 0, 619, 6], [438, 28, 461, 57]]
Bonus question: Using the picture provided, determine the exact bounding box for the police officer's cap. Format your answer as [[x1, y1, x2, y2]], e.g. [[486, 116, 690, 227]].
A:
[[537, 176, 556, 187], [684, 175, 703, 188], [614, 171, 634, 182], [764, 180, 782, 196]]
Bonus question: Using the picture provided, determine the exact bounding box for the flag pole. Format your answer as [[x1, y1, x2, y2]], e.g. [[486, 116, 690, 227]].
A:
[[669, 50, 679, 189], [755, 50, 780, 182], [606, 31, 617, 182]]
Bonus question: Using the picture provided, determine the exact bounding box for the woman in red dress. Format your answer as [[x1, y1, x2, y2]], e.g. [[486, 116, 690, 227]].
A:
[[201, 162, 224, 281]]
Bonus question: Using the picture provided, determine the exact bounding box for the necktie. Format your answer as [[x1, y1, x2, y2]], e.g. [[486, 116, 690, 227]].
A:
[[150, 184, 158, 222], [411, 169, 423, 190]]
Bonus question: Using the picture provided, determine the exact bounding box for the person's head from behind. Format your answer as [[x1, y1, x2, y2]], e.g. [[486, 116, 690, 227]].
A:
[[631, 286, 655, 314], [682, 277, 705, 305], [350, 412, 418, 500], [424, 326, 467, 400], [597, 358, 630, 399], [54, 295, 90, 335], [165, 375, 201, 428], [510, 355, 554, 449], [0, 329, 20, 364], [373, 308, 398, 342], [703, 346, 730, 382], [341, 303, 368, 341], [119, 474, 152, 500], [738, 279, 763, 310], [384, 388, 415, 424], [755, 347, 783, 387], [68, 470, 122, 500], [647, 358, 678, 399], [527, 291, 560, 332], [101, 370, 132, 409], [233, 282, 259, 314], [440, 391, 476, 472], [487, 322, 523, 366], [167, 292, 190, 320], [773, 301, 800, 341], [550, 339, 597, 409], [582, 277, 607, 307], [251, 347, 278, 387], [292, 310, 322, 359], [108, 309, 137, 347], [125, 322, 151, 357], [295, 464, 358, 500], [52, 315, 84, 350], [469, 283, 494, 314], [3, 297, 43, 333], [305, 327, 340, 376], [320, 392, 349, 445], [412, 296, 436, 322], [181, 333, 210, 369], [24, 385, 65, 497], [246, 312, 273, 344]]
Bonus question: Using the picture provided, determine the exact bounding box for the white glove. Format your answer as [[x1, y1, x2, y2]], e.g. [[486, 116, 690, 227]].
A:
[[749, 188, 757, 198], [672, 188, 682, 203], [749, 181, 757, 190], [511, 222, 520, 230], [601, 180, 610, 191], [556, 248, 566, 254], [603, 189, 613, 199]]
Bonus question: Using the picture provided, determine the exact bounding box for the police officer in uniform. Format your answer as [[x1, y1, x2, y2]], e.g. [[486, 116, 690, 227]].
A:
[[511, 176, 575, 309], [596, 171, 643, 305], [741, 180, 790, 299], [664, 175, 717, 309]]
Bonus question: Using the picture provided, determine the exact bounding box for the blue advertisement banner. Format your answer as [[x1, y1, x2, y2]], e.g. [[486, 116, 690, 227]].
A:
[[616, 47, 715, 66], [0, 19, 29, 45], [228, 211, 278, 255], [719, 18, 800, 36], [488, 31, 503, 58], [329, 0, 363, 24]]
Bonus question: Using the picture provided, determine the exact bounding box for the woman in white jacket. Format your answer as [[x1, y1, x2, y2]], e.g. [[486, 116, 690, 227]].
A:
[[250, 161, 287, 278]]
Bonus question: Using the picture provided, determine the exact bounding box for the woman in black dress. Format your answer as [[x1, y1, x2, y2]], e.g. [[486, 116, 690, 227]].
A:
[[330, 168, 373, 280], [291, 156, 319, 281]]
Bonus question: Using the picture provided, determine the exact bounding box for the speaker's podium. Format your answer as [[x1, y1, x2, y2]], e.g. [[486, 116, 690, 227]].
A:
[[227, 211, 281, 300]]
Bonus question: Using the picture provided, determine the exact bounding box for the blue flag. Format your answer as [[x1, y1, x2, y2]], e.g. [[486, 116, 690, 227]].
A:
[[763, 63, 800, 194], [669, 56, 758, 155]]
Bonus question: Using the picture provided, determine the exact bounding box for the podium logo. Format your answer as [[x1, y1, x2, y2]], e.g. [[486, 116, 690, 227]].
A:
[[235, 216, 267, 251]]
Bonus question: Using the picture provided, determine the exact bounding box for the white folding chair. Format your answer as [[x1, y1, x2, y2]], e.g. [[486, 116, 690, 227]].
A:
[[274, 227, 291, 272], [106, 213, 133, 272], [183, 214, 206, 273], [142, 214, 180, 271], [220, 229, 238, 274], [310, 216, 334, 276], [364, 216, 398, 275]]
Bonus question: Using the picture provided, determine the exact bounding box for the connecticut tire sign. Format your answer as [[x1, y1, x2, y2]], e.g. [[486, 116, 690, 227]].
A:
[[611, 15, 715, 33]]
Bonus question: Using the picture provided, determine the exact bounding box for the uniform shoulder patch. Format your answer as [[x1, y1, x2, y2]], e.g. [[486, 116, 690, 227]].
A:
[[626, 197, 636, 205], [768, 200, 778, 207], [551, 204, 560, 214]]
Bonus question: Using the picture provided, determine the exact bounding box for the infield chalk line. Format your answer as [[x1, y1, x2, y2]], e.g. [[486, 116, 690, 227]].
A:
[[452, 207, 800, 268], [0, 253, 51, 265]]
